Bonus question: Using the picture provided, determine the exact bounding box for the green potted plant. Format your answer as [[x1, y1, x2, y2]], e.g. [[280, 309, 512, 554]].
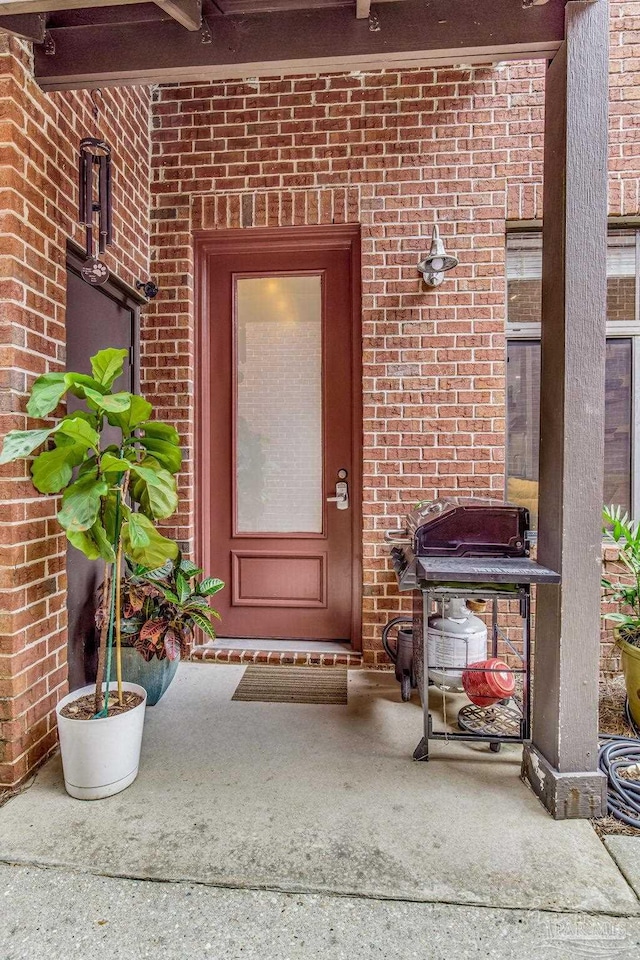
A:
[[105, 557, 223, 704], [0, 348, 206, 799], [602, 504, 640, 726]]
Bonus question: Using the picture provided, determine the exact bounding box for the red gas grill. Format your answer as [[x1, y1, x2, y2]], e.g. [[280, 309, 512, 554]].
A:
[[384, 497, 560, 759]]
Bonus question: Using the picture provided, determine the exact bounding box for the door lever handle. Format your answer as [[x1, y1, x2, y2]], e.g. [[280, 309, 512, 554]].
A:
[[327, 480, 349, 510]]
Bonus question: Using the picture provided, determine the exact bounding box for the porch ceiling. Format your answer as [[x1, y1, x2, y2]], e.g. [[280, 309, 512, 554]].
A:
[[0, 0, 567, 90]]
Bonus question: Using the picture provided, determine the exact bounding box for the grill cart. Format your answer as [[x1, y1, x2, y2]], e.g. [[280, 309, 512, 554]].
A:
[[385, 498, 560, 759]]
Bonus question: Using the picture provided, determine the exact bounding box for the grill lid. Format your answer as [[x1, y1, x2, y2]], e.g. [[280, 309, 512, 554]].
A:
[[406, 497, 529, 558]]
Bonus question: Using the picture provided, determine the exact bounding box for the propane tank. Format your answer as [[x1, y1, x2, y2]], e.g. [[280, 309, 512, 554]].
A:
[[427, 597, 488, 690]]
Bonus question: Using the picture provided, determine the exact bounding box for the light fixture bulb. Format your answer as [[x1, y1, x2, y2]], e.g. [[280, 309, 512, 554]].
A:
[[416, 222, 459, 286]]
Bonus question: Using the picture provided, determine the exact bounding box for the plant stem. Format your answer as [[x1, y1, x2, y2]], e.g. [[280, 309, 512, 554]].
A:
[[100, 485, 122, 716], [94, 563, 112, 714], [115, 540, 123, 705], [114, 473, 129, 707]]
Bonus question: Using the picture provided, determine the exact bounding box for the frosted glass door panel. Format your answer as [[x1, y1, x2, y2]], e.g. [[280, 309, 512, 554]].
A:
[[235, 274, 323, 533]]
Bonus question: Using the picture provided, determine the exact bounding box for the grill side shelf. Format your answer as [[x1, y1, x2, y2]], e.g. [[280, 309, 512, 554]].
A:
[[416, 557, 560, 585]]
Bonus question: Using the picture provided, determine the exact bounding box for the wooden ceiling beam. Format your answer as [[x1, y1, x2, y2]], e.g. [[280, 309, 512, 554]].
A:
[[0, 0, 144, 12], [153, 0, 201, 31], [0, 0, 201, 32], [33, 0, 566, 91], [0, 11, 45, 39]]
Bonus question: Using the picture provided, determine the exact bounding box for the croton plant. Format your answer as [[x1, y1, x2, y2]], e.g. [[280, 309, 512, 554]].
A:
[[0, 347, 223, 715], [100, 557, 223, 662]]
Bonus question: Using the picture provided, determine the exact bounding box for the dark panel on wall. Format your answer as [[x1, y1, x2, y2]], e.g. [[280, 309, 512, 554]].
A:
[[65, 261, 138, 690]]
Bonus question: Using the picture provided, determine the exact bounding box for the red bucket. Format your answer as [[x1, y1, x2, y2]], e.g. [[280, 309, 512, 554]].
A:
[[462, 658, 515, 706]]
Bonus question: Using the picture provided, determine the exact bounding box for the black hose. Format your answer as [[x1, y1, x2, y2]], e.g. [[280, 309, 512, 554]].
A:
[[381, 617, 412, 665], [599, 700, 640, 829]]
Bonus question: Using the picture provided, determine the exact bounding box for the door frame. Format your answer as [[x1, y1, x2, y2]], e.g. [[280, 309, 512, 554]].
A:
[[194, 224, 363, 649]]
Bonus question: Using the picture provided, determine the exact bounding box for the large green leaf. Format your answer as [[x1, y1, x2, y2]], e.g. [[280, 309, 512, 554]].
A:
[[130, 459, 178, 520], [121, 513, 178, 568], [100, 453, 131, 479], [188, 609, 217, 639], [139, 560, 173, 581], [57, 472, 108, 532], [83, 386, 132, 414], [101, 490, 121, 543], [78, 455, 98, 477], [26, 373, 67, 418], [175, 570, 191, 603], [140, 421, 180, 445], [66, 521, 115, 563], [107, 394, 153, 434], [90, 520, 117, 562], [137, 437, 182, 474], [198, 577, 225, 597], [31, 443, 86, 494], [64, 373, 106, 400], [60, 409, 99, 429], [185, 596, 210, 611], [25, 372, 105, 419], [55, 415, 100, 451], [178, 558, 202, 578], [0, 427, 54, 465], [66, 528, 103, 561], [90, 348, 128, 389]]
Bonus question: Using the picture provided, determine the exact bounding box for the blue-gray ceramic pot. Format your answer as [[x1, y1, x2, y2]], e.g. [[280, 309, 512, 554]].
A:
[[111, 647, 179, 706]]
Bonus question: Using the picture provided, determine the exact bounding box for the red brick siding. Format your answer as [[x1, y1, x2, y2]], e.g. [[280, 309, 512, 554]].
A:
[[0, 36, 151, 786], [146, 0, 639, 664]]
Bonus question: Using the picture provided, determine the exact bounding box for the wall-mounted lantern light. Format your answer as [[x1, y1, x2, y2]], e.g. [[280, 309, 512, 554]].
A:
[[417, 223, 459, 287]]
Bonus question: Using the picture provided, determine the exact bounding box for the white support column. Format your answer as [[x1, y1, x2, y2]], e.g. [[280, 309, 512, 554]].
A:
[[522, 0, 609, 818]]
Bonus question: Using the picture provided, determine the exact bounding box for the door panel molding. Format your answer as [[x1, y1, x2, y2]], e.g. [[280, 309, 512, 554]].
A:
[[231, 550, 328, 608], [195, 224, 362, 648]]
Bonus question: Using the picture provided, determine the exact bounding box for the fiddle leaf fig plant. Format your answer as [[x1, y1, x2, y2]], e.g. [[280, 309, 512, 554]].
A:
[[0, 348, 183, 715]]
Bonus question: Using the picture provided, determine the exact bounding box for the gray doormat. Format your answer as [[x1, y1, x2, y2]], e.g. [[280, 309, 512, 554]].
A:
[[232, 665, 348, 704]]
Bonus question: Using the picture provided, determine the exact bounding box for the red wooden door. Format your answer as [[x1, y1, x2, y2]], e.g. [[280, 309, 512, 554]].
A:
[[198, 227, 360, 642]]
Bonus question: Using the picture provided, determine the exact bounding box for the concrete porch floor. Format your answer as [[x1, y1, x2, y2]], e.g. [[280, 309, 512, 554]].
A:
[[1, 664, 640, 956]]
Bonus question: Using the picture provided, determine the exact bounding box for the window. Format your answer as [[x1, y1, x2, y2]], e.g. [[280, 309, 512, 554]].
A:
[[506, 229, 639, 529]]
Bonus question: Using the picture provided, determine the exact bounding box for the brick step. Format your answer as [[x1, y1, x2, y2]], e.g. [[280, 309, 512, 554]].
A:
[[190, 646, 364, 667]]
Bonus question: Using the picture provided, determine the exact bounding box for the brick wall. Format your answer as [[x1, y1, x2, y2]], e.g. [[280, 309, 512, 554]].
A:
[[0, 35, 152, 786], [146, 0, 639, 665]]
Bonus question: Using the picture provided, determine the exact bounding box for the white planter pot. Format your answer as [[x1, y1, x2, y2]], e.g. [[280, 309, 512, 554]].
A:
[[56, 681, 147, 800]]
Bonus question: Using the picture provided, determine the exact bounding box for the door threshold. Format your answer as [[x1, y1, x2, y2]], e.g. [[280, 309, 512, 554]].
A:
[[191, 638, 363, 667], [209, 638, 353, 654]]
